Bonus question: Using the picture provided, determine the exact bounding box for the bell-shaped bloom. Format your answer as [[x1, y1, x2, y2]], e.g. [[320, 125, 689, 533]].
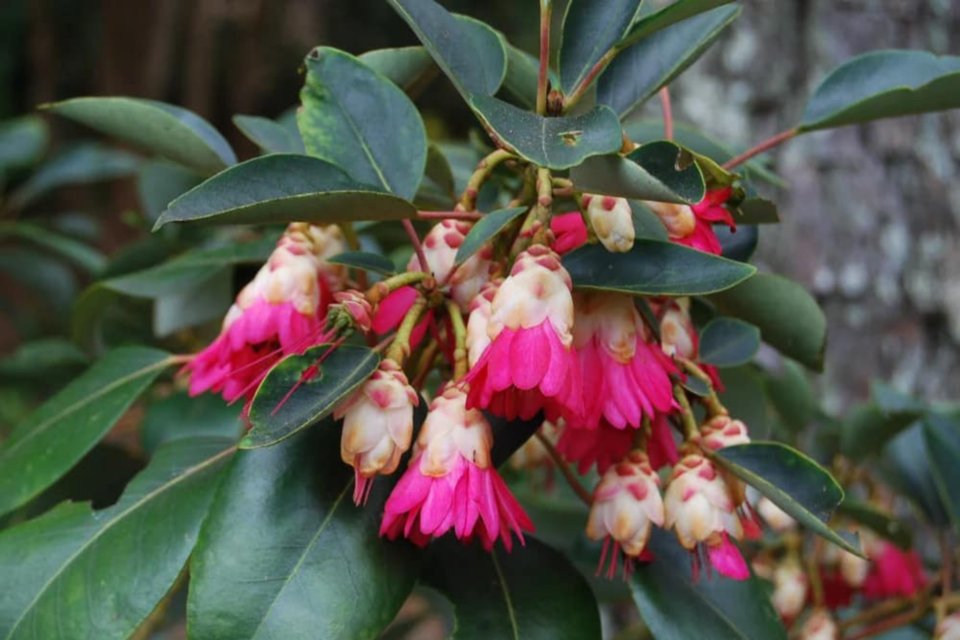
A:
[[862, 541, 927, 599], [571, 292, 677, 430], [463, 245, 582, 421], [380, 386, 534, 550], [556, 418, 633, 475], [663, 453, 749, 580], [409, 219, 492, 310], [334, 360, 419, 505], [587, 450, 664, 578], [550, 212, 589, 255], [644, 188, 735, 255], [800, 609, 839, 640], [772, 555, 808, 622], [698, 415, 754, 525], [935, 612, 960, 640], [584, 194, 635, 253], [185, 223, 342, 408]]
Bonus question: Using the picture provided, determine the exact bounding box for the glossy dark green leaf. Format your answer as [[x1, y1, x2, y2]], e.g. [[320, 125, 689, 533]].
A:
[[708, 273, 827, 371], [559, 0, 642, 94], [387, 0, 507, 98], [233, 114, 305, 154], [501, 45, 544, 109], [471, 96, 623, 170], [454, 206, 527, 266], [0, 347, 172, 518], [155, 155, 417, 228], [244, 344, 381, 448], [8, 143, 141, 209], [717, 224, 758, 263], [189, 425, 419, 640], [142, 391, 243, 455], [0, 436, 233, 640], [137, 159, 204, 223], [153, 270, 233, 337], [599, 4, 741, 117], [923, 415, 960, 531], [800, 50, 960, 131], [735, 197, 780, 224], [571, 142, 705, 204], [764, 359, 819, 433], [842, 383, 926, 460], [837, 499, 912, 550], [417, 144, 457, 208], [620, 0, 738, 45], [0, 222, 106, 274], [0, 338, 88, 381], [0, 115, 48, 176], [422, 536, 601, 640], [682, 375, 711, 397], [42, 97, 236, 175], [881, 425, 950, 527], [698, 317, 760, 367], [327, 250, 397, 276], [359, 46, 436, 94], [717, 365, 772, 436], [299, 47, 427, 200], [629, 201, 670, 241], [564, 239, 755, 296], [631, 528, 786, 640], [712, 442, 861, 555]]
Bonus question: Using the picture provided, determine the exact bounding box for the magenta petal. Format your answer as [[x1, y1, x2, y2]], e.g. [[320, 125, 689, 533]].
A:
[[487, 329, 515, 391], [538, 322, 568, 397], [372, 286, 418, 334], [510, 326, 549, 390], [419, 477, 454, 535], [708, 535, 750, 580]]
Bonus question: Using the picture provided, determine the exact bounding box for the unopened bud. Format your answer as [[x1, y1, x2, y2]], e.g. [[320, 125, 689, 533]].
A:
[[584, 194, 635, 253], [800, 609, 838, 640]]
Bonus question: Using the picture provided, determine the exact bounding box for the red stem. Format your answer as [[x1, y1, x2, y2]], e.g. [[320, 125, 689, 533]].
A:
[[660, 87, 673, 141], [402, 219, 430, 274], [417, 210, 483, 221], [564, 48, 616, 112], [536, 0, 551, 115], [722, 128, 798, 170]]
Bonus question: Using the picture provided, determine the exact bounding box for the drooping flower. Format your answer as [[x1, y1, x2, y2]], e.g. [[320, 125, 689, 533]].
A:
[[184, 223, 344, 409], [570, 292, 677, 430], [862, 541, 927, 599], [644, 187, 735, 255], [408, 219, 493, 310], [334, 360, 419, 505], [380, 386, 534, 550], [549, 212, 589, 255], [586, 450, 664, 578], [663, 453, 750, 580], [583, 194, 635, 253], [463, 245, 582, 421], [800, 609, 839, 640], [772, 555, 809, 622]]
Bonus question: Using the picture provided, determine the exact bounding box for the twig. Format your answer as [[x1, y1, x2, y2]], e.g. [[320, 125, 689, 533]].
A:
[[660, 87, 673, 141], [722, 128, 798, 170], [536, 432, 593, 507], [536, 0, 552, 115], [417, 210, 484, 221]]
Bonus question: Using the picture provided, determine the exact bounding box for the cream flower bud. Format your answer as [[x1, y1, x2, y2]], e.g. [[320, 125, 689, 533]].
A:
[[585, 194, 635, 253], [772, 556, 808, 621], [757, 497, 797, 532], [659, 299, 697, 359], [800, 609, 838, 640], [839, 548, 870, 588], [586, 450, 664, 557], [488, 245, 574, 342], [643, 200, 696, 239], [466, 281, 499, 368], [415, 385, 493, 476], [409, 220, 492, 311], [234, 229, 325, 319], [664, 454, 742, 549], [935, 612, 960, 640], [335, 360, 419, 477], [700, 415, 751, 450]]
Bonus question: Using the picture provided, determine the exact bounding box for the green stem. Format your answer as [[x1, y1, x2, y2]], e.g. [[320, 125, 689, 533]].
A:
[[536, 0, 552, 116], [365, 271, 432, 304], [532, 166, 553, 245], [446, 300, 468, 381], [678, 357, 727, 418], [459, 149, 517, 211], [673, 383, 699, 440], [385, 297, 428, 364]]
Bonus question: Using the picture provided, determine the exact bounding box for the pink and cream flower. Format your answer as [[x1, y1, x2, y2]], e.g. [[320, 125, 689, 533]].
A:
[[643, 187, 736, 256], [334, 360, 419, 505], [583, 194, 635, 253], [408, 219, 493, 310], [463, 245, 582, 421], [380, 386, 534, 550], [184, 223, 344, 409]]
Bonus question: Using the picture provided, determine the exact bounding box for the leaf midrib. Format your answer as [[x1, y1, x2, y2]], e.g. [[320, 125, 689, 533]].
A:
[[4, 444, 235, 639], [491, 550, 520, 640]]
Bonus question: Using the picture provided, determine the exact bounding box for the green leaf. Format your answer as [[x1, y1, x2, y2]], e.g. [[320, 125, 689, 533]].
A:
[[417, 144, 457, 207], [708, 273, 827, 371], [0, 436, 233, 640], [502, 45, 545, 109], [559, 0, 642, 94], [922, 415, 960, 532], [298, 47, 427, 200], [153, 271, 233, 337], [233, 114, 305, 154], [599, 4, 742, 117], [0, 346, 172, 518], [881, 425, 951, 527], [620, 0, 738, 45], [471, 96, 623, 170], [137, 159, 204, 224], [717, 224, 758, 263], [800, 50, 960, 132], [571, 142, 705, 204], [327, 250, 397, 276], [717, 365, 772, 436], [155, 154, 417, 228], [42, 97, 236, 175], [422, 536, 601, 640], [564, 240, 755, 296], [631, 528, 786, 640], [735, 197, 780, 224], [0, 222, 106, 274], [837, 499, 913, 550], [244, 344, 381, 448], [0, 338, 88, 381], [698, 317, 760, 367], [142, 391, 243, 455], [359, 46, 437, 94], [0, 115, 48, 176], [387, 0, 507, 98], [629, 201, 670, 241], [8, 143, 141, 209], [188, 425, 419, 640], [764, 359, 819, 433], [712, 442, 862, 555], [454, 206, 527, 266], [841, 383, 925, 460]]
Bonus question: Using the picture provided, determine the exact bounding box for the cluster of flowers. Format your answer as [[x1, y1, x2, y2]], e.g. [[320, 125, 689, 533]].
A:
[[186, 188, 758, 579]]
